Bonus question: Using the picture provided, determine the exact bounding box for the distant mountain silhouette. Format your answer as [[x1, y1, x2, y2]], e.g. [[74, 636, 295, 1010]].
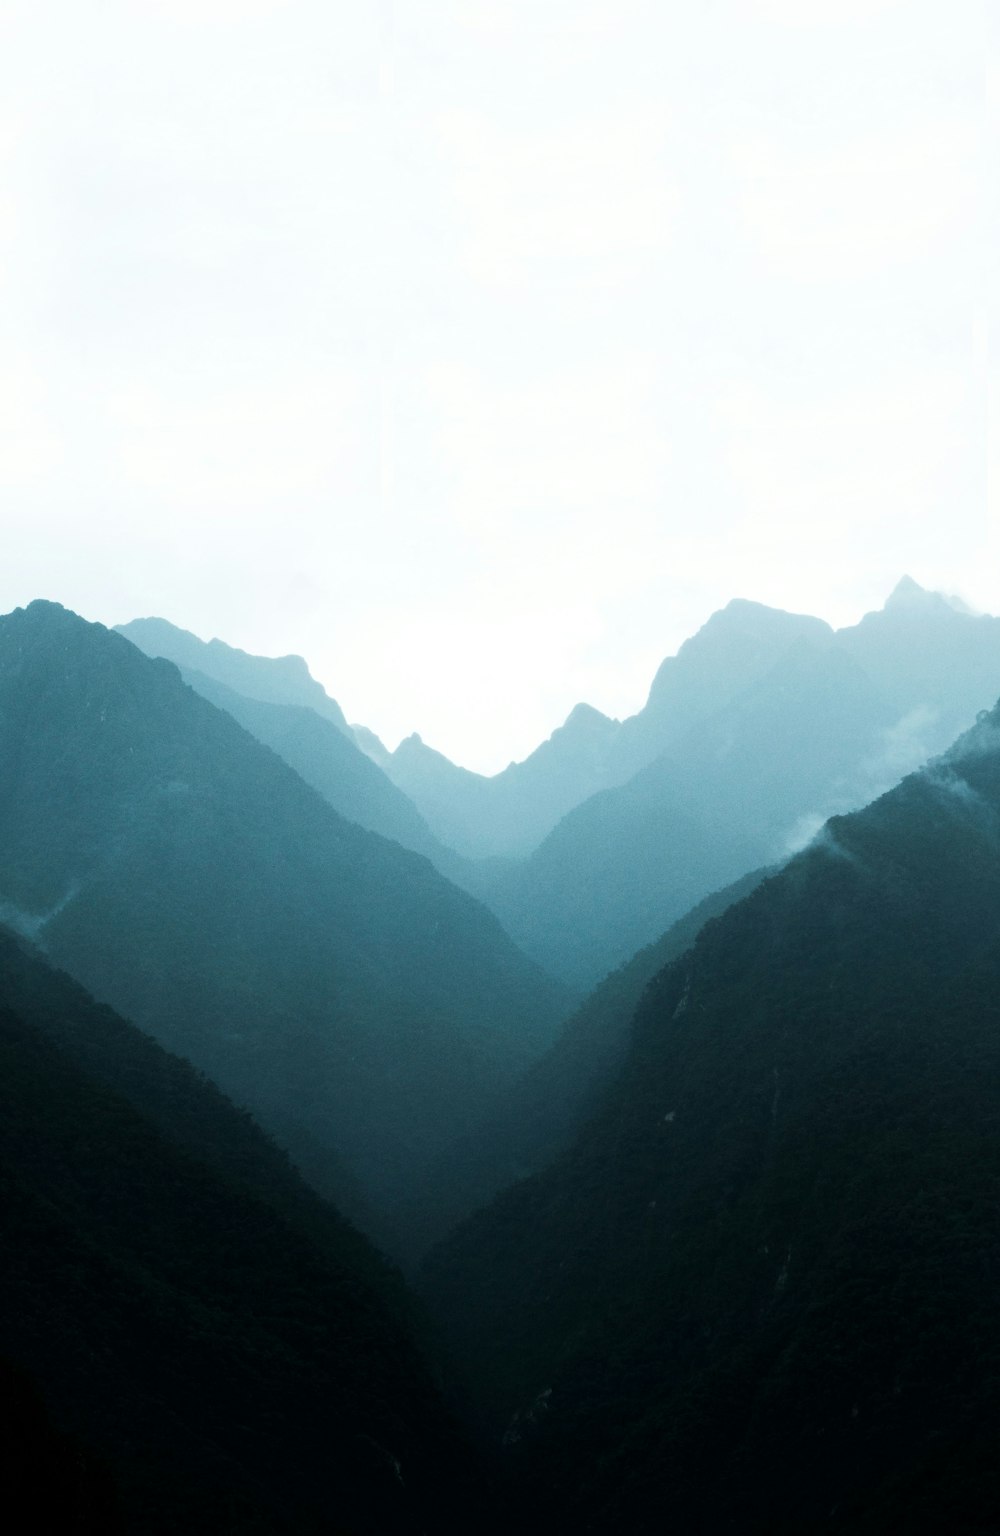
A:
[[0, 926, 490, 1533], [0, 602, 567, 1258], [381, 601, 835, 860], [483, 582, 1000, 985], [608, 597, 835, 782], [117, 617, 460, 863], [423, 695, 1000, 1531], [117, 615, 352, 730], [385, 703, 620, 860]]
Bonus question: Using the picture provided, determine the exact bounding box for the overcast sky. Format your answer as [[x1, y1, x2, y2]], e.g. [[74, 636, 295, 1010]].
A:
[[1, 1, 996, 771]]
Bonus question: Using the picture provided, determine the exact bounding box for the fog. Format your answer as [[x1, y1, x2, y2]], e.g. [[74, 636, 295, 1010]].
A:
[[0, 1, 995, 770]]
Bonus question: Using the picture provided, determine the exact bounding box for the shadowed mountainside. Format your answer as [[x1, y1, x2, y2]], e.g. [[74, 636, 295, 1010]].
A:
[[0, 925, 492, 1534], [425, 865, 772, 1236], [422, 696, 1000, 1531], [0, 601, 568, 1258]]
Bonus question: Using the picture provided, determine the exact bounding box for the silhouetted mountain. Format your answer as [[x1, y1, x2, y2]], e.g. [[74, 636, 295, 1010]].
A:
[[383, 601, 836, 860], [0, 927, 490, 1534], [184, 666, 453, 858], [837, 575, 1000, 744], [0, 601, 567, 1258], [608, 597, 835, 782], [117, 620, 505, 901], [485, 584, 1000, 986], [423, 698, 1000, 1532], [352, 722, 393, 765], [425, 866, 771, 1235], [117, 615, 352, 731], [384, 704, 619, 860]]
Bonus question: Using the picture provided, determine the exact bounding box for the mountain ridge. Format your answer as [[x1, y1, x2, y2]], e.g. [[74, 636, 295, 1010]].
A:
[[421, 689, 1000, 1530], [0, 600, 568, 1258]]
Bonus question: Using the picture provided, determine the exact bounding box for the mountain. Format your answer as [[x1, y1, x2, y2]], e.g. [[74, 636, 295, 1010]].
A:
[[484, 583, 1000, 986], [386, 703, 620, 861], [117, 617, 458, 864], [837, 575, 1000, 746], [422, 698, 1000, 1532], [381, 601, 836, 861], [0, 925, 490, 1534], [117, 615, 352, 731], [607, 597, 835, 782], [0, 601, 567, 1258], [181, 666, 456, 861], [424, 865, 772, 1236]]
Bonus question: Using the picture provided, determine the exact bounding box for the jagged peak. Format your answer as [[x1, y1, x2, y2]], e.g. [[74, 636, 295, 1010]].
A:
[[885, 575, 930, 607], [877, 576, 960, 620], [561, 702, 616, 733]]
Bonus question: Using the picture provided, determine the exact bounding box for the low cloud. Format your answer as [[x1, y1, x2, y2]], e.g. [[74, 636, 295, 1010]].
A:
[[782, 811, 827, 856], [861, 705, 939, 793]]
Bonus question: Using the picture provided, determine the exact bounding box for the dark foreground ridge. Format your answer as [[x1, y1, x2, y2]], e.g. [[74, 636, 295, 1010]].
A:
[[0, 926, 492, 1534], [423, 699, 1000, 1532]]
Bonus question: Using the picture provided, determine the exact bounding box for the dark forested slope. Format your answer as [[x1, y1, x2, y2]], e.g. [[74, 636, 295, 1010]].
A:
[[426, 866, 772, 1235], [0, 601, 566, 1256], [0, 929, 489, 1534], [424, 700, 1000, 1532]]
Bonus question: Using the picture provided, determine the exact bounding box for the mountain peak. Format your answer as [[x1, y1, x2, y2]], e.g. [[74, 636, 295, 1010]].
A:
[[117, 616, 350, 733], [24, 598, 69, 615], [885, 574, 929, 607], [562, 702, 616, 734], [879, 576, 959, 620]]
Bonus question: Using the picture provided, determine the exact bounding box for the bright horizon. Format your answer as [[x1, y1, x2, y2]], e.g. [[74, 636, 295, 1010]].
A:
[[2, 2, 996, 772]]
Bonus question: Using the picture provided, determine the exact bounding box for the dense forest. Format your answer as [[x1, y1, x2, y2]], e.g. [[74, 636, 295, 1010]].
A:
[[5, 588, 1000, 1531]]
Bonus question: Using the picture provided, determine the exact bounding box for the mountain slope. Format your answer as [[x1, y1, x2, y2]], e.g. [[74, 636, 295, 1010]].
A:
[[490, 640, 887, 985], [0, 928, 489, 1534], [423, 700, 1000, 1531], [425, 865, 772, 1235], [116, 615, 353, 731], [117, 617, 460, 862], [487, 586, 1000, 986], [383, 601, 836, 860], [0, 601, 567, 1257], [387, 702, 620, 860], [607, 596, 835, 781], [179, 664, 455, 862]]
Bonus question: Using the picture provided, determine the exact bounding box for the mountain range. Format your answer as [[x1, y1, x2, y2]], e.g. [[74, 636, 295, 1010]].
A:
[[422, 694, 1000, 1532], [8, 579, 1000, 1531], [0, 601, 566, 1257], [120, 581, 1000, 991]]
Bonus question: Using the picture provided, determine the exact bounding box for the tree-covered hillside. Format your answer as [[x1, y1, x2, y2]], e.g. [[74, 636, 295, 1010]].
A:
[[423, 699, 1000, 1532], [0, 928, 491, 1534], [426, 866, 771, 1236]]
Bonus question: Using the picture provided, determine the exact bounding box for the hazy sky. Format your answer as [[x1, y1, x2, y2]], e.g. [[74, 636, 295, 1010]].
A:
[[1, 1, 996, 771]]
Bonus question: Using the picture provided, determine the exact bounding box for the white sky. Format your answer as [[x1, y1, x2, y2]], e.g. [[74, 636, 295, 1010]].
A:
[[0, 0, 997, 771]]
